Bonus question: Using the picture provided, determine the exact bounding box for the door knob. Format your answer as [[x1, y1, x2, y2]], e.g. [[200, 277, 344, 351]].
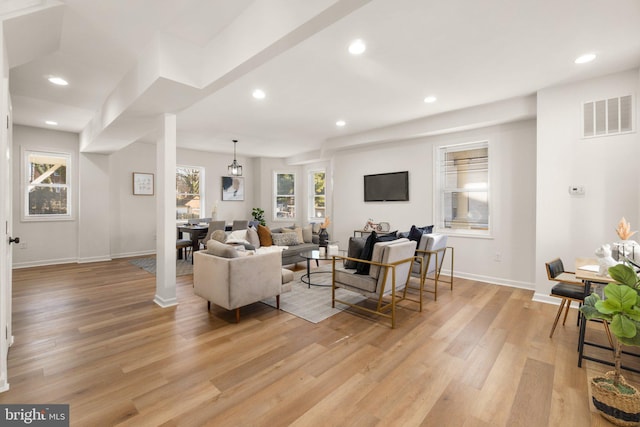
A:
[[9, 237, 20, 244]]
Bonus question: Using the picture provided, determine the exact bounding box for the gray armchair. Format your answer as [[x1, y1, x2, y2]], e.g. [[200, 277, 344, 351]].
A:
[[193, 241, 292, 322], [331, 238, 419, 328]]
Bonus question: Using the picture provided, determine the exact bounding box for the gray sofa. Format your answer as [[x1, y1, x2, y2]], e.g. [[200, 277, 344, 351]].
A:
[[270, 226, 319, 266]]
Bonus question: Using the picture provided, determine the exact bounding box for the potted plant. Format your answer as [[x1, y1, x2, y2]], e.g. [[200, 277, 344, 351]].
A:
[[251, 207, 266, 226], [580, 262, 640, 425]]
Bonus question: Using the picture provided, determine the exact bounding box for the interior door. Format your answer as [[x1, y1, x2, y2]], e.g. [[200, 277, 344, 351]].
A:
[[0, 80, 13, 393]]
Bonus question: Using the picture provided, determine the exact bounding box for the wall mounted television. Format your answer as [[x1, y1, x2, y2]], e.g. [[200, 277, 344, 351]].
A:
[[364, 171, 409, 202]]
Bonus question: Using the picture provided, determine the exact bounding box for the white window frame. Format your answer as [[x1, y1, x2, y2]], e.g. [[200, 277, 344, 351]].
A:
[[308, 169, 326, 222], [434, 140, 491, 237], [176, 165, 205, 223], [22, 149, 72, 222], [273, 171, 296, 222]]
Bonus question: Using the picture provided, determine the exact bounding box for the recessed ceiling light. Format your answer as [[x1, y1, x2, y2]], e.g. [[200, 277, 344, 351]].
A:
[[252, 89, 266, 99], [336, 120, 346, 127], [348, 39, 366, 55], [48, 76, 68, 86], [45, 120, 58, 126], [575, 53, 596, 64], [423, 95, 437, 103]]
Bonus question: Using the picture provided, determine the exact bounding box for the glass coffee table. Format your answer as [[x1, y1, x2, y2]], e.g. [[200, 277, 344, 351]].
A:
[[299, 249, 344, 288]]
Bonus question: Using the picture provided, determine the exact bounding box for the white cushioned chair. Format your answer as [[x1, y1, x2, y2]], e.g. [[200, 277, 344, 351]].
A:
[[408, 233, 453, 301], [193, 240, 292, 322], [331, 238, 419, 328]]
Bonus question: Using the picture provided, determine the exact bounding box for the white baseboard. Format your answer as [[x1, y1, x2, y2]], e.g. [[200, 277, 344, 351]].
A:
[[112, 250, 155, 259], [78, 255, 112, 264], [12, 257, 78, 269], [532, 292, 581, 308], [13, 251, 155, 269], [449, 270, 535, 291], [154, 295, 178, 308]]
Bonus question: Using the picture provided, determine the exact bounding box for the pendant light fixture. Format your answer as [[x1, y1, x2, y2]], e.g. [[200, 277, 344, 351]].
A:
[[227, 139, 243, 176]]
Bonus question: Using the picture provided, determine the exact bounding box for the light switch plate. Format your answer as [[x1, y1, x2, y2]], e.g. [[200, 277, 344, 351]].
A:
[[568, 185, 585, 196]]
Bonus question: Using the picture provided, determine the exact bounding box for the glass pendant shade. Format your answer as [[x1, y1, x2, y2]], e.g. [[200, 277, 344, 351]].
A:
[[228, 139, 243, 176]]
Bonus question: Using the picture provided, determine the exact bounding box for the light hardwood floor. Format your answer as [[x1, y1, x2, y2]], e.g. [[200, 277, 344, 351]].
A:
[[1, 258, 636, 426]]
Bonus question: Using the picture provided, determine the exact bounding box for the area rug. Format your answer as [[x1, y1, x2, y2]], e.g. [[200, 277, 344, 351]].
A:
[[262, 266, 366, 323], [128, 257, 193, 276]]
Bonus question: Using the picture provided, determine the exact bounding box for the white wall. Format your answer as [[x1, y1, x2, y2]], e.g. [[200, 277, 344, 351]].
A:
[[12, 125, 80, 267], [13, 68, 640, 297], [78, 152, 110, 262], [534, 69, 640, 301], [178, 147, 254, 224], [12, 132, 256, 264], [109, 142, 156, 258], [332, 119, 537, 288]]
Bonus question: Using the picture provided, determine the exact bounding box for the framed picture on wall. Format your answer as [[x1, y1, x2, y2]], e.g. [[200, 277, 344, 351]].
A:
[[133, 172, 154, 195], [221, 176, 244, 201]]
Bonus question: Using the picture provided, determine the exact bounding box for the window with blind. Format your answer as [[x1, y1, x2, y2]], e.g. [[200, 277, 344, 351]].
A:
[[436, 142, 489, 235]]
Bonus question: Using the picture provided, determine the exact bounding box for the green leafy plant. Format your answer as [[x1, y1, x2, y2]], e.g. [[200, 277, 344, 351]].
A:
[[581, 262, 640, 387], [251, 207, 266, 226]]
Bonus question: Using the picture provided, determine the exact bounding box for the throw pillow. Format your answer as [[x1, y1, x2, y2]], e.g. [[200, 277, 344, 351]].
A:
[[312, 223, 321, 234], [378, 231, 398, 240], [227, 229, 248, 241], [420, 225, 434, 234], [257, 225, 273, 247], [205, 240, 238, 258], [355, 231, 378, 275], [210, 230, 226, 243], [345, 237, 367, 269], [293, 227, 304, 244], [302, 225, 313, 243], [271, 232, 300, 246], [408, 225, 423, 243], [246, 226, 261, 249]]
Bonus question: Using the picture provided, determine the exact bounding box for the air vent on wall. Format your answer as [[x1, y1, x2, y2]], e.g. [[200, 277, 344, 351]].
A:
[[583, 95, 634, 138]]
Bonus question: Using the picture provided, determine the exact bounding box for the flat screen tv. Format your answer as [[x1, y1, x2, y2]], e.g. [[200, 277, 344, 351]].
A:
[[364, 171, 409, 202]]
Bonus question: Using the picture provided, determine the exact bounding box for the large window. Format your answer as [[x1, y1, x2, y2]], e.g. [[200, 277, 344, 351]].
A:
[[436, 141, 489, 235], [274, 172, 296, 220], [23, 150, 71, 220], [309, 170, 326, 220], [176, 166, 204, 221]]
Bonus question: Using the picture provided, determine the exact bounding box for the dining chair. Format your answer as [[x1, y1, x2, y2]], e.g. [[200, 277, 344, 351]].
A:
[[176, 238, 192, 260], [200, 220, 226, 248], [231, 220, 249, 231], [545, 258, 586, 338]]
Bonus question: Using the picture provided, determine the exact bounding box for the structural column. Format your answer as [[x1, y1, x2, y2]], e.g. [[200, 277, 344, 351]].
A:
[[154, 113, 178, 307]]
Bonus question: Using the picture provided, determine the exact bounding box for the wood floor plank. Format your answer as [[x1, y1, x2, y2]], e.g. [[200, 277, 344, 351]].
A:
[[506, 358, 555, 426], [0, 258, 628, 426]]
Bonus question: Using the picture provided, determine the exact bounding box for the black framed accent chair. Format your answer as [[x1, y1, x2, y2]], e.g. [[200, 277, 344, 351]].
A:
[[545, 258, 586, 338]]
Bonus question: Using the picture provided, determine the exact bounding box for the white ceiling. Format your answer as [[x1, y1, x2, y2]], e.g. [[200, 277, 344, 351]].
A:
[[5, 0, 640, 159]]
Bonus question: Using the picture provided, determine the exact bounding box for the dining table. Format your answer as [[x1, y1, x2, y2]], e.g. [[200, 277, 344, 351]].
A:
[[177, 224, 209, 259], [575, 258, 640, 373]]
